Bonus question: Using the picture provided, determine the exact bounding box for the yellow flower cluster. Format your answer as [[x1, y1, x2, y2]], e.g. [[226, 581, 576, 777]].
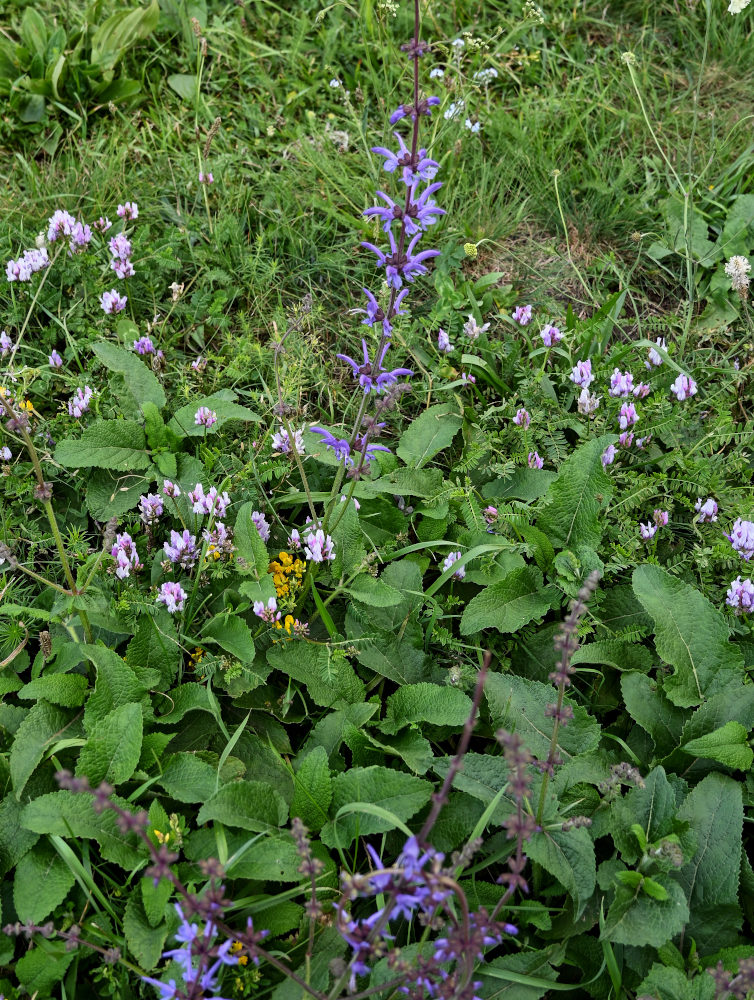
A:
[[268, 551, 305, 599], [229, 941, 248, 967]]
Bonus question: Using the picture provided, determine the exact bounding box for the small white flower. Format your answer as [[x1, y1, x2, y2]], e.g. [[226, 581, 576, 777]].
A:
[[429, 68, 445, 79], [329, 78, 341, 88], [724, 255, 751, 293], [728, 0, 752, 13], [464, 119, 482, 133]]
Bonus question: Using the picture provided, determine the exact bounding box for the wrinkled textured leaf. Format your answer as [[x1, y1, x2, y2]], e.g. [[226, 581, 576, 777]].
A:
[[291, 747, 332, 833], [157, 753, 220, 803], [267, 641, 364, 707], [682, 721, 753, 770], [10, 701, 77, 799], [196, 781, 289, 832], [620, 673, 688, 757], [460, 566, 559, 635], [537, 435, 614, 550], [17, 673, 88, 707], [397, 402, 463, 468], [601, 877, 689, 947], [54, 419, 152, 470], [76, 703, 143, 785], [320, 766, 432, 848], [92, 341, 166, 409], [124, 896, 168, 971], [526, 825, 596, 919], [13, 844, 76, 923], [381, 683, 472, 734]]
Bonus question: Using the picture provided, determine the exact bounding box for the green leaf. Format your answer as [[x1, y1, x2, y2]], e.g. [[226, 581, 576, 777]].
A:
[[168, 390, 261, 438], [90, 0, 160, 73], [537, 435, 614, 550], [601, 877, 689, 947], [676, 773, 743, 953], [267, 642, 365, 708], [82, 645, 147, 730], [344, 573, 403, 607], [633, 565, 745, 707], [124, 895, 168, 971], [13, 844, 76, 923], [483, 468, 557, 503], [291, 747, 332, 833], [643, 876, 669, 901], [126, 613, 181, 690], [15, 945, 74, 995], [202, 615, 255, 663], [331, 499, 365, 579], [10, 701, 77, 799], [620, 672, 688, 757], [381, 683, 472, 734], [682, 721, 753, 770], [526, 825, 596, 919], [21, 791, 141, 869], [610, 767, 678, 864], [571, 639, 653, 673], [167, 72, 198, 100], [155, 682, 215, 724], [17, 673, 88, 707], [54, 419, 152, 471], [91, 341, 166, 410], [76, 703, 143, 785], [363, 467, 444, 499], [0, 795, 39, 876], [157, 753, 219, 803], [233, 501, 272, 580], [485, 672, 600, 762], [86, 467, 154, 519], [636, 965, 716, 1000], [320, 766, 432, 848], [397, 402, 463, 468], [196, 781, 289, 832], [460, 566, 559, 635], [681, 684, 754, 744]]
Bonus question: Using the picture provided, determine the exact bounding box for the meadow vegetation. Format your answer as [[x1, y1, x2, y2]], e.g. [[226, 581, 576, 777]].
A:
[[0, 0, 753, 998]]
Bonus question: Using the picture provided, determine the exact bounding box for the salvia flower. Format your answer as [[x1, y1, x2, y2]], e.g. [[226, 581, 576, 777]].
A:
[[513, 408, 530, 428], [528, 451, 544, 469], [254, 597, 281, 623], [194, 406, 218, 428], [601, 444, 616, 467], [646, 336, 667, 368], [540, 323, 561, 347], [68, 386, 94, 418], [618, 402, 638, 430], [726, 577, 754, 613], [304, 528, 335, 563], [336, 339, 413, 394], [464, 314, 490, 341], [437, 328, 452, 352], [364, 184, 445, 236], [609, 368, 634, 397], [512, 304, 532, 325], [117, 201, 139, 220], [164, 529, 199, 569], [111, 533, 141, 580], [670, 373, 697, 401], [361, 229, 440, 288], [371, 131, 439, 186], [695, 497, 718, 522], [639, 521, 657, 541], [271, 426, 305, 455], [49, 349, 63, 368], [139, 494, 163, 526], [100, 289, 127, 314], [570, 359, 593, 388], [389, 95, 441, 123], [726, 518, 754, 561], [442, 550, 465, 580]]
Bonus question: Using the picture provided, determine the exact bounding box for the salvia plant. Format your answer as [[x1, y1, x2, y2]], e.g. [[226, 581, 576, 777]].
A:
[[1, 1, 754, 1000]]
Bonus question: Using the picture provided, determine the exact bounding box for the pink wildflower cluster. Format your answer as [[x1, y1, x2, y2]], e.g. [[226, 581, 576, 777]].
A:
[[188, 483, 231, 518], [68, 386, 94, 418], [304, 528, 335, 563]]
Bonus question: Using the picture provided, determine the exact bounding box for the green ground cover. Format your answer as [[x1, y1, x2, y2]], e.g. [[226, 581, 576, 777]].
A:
[[0, 0, 753, 998]]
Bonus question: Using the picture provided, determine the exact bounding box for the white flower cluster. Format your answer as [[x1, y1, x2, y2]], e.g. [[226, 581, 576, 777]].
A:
[[728, 0, 752, 13], [724, 255, 751, 295]]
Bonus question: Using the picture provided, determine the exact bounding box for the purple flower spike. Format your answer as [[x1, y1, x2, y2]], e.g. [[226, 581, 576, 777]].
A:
[[337, 340, 412, 394], [371, 132, 440, 186]]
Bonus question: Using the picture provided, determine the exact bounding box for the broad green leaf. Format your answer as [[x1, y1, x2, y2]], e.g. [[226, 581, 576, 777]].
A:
[[17, 673, 88, 707], [601, 877, 689, 947], [609, 766, 678, 864], [20, 791, 141, 869], [362, 467, 444, 499], [633, 565, 745, 707], [526, 825, 596, 919], [381, 683, 472, 734], [320, 766, 432, 848], [90, 0, 160, 73], [157, 753, 221, 804], [291, 747, 332, 832], [15, 946, 74, 996], [636, 965, 716, 1000], [485, 672, 600, 762], [167, 72, 198, 100], [397, 402, 463, 468], [10, 701, 78, 799], [124, 896, 168, 971], [86, 467, 154, 519], [344, 573, 404, 607], [302, 703, 379, 757], [82, 645, 148, 730], [234, 501, 272, 581], [351, 635, 431, 686], [168, 389, 260, 438], [155, 682, 215, 724], [676, 773, 743, 953], [197, 782, 288, 832], [683, 721, 753, 770], [483, 469, 557, 503], [681, 684, 754, 744], [13, 844, 76, 923], [202, 615, 255, 663], [331, 499, 365, 579], [460, 566, 559, 635], [54, 419, 152, 470], [432, 753, 513, 824], [267, 641, 364, 707], [620, 673, 688, 757], [537, 435, 615, 550], [92, 341, 166, 410], [571, 639, 653, 673], [76, 703, 143, 785], [0, 796, 39, 876], [126, 613, 181, 690]]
